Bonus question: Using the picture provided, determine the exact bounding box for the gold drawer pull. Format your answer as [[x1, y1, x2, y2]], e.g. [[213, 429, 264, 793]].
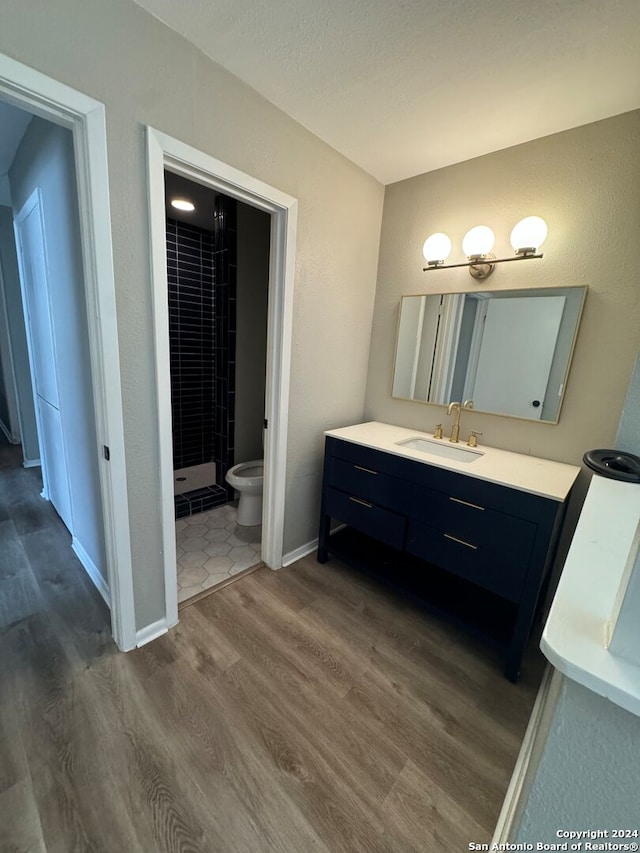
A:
[[349, 496, 373, 508], [449, 496, 484, 511], [444, 533, 477, 550], [354, 465, 378, 475]]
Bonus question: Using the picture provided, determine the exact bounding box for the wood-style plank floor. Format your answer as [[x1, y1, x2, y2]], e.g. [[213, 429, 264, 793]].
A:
[[0, 436, 543, 852]]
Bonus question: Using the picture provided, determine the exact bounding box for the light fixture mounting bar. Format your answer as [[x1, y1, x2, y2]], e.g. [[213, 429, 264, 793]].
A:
[[423, 253, 543, 272]]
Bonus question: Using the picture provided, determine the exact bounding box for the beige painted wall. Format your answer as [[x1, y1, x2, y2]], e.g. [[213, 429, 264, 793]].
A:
[[365, 111, 640, 471], [0, 0, 384, 629], [235, 202, 270, 466]]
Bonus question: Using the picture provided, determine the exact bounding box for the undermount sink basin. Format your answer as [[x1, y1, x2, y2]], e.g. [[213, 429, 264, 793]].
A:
[[396, 437, 483, 463]]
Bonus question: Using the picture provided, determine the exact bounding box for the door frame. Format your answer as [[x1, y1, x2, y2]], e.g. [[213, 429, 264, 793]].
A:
[[146, 127, 297, 629], [430, 292, 464, 403], [462, 297, 489, 402], [0, 52, 136, 650]]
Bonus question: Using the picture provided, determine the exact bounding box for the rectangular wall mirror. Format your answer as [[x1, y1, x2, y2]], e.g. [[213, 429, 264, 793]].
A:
[[392, 285, 587, 423]]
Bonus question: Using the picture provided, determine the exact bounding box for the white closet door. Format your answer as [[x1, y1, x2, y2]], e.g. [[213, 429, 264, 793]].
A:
[[15, 189, 72, 529], [16, 198, 59, 407], [471, 296, 566, 420]]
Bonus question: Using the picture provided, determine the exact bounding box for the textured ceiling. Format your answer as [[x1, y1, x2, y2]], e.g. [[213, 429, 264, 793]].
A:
[[133, 0, 640, 184]]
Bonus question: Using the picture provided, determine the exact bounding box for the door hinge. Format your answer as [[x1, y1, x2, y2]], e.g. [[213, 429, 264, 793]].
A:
[[103, 445, 110, 461], [264, 419, 268, 429]]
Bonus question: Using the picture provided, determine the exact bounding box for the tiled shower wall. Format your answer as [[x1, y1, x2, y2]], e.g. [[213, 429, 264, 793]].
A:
[[167, 203, 237, 517], [167, 218, 215, 471]]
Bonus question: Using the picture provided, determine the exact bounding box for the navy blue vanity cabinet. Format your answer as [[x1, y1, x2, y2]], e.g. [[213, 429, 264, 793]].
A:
[[317, 436, 568, 681]]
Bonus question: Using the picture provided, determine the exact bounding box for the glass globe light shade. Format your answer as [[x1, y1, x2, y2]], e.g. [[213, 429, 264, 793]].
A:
[[462, 225, 495, 257], [510, 216, 547, 253], [422, 233, 452, 264]]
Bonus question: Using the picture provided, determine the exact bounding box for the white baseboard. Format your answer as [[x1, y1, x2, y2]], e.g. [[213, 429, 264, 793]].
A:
[[491, 666, 563, 844], [282, 524, 347, 568], [23, 457, 41, 468], [136, 618, 170, 647], [72, 537, 111, 607], [282, 538, 318, 567]]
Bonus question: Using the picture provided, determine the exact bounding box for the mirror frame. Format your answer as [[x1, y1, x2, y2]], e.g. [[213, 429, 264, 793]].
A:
[[391, 285, 588, 424]]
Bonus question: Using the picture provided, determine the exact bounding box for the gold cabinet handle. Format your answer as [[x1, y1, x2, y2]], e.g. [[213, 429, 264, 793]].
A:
[[354, 465, 378, 475], [449, 496, 484, 511], [444, 533, 477, 550], [349, 496, 373, 508]]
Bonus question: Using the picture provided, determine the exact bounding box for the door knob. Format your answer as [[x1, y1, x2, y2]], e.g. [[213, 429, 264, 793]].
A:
[[532, 400, 541, 408]]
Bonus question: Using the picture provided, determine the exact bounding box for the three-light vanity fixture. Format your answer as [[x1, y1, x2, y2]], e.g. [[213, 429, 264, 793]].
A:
[[422, 216, 547, 280]]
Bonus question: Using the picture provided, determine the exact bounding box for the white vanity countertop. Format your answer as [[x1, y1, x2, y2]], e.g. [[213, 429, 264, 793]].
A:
[[541, 474, 640, 717], [325, 422, 580, 501]]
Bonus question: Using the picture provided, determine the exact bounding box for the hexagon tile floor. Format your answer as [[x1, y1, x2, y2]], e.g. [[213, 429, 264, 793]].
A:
[[176, 502, 262, 603]]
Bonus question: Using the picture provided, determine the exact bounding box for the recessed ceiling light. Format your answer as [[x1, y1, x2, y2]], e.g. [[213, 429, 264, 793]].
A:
[[171, 198, 195, 212]]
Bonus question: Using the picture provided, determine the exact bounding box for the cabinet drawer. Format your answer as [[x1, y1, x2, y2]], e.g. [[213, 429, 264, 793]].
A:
[[327, 437, 403, 477], [325, 487, 406, 550], [327, 457, 406, 510], [411, 484, 536, 563], [406, 457, 559, 523], [406, 521, 527, 601]]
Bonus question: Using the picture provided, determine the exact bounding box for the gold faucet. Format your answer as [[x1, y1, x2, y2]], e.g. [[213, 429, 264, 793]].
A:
[[447, 401, 462, 443], [447, 399, 474, 443]]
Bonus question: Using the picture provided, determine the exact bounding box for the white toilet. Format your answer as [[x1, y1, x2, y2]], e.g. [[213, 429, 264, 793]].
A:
[[225, 460, 264, 526]]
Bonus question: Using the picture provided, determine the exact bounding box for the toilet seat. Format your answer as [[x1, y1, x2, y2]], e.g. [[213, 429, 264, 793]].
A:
[[230, 462, 263, 480], [225, 460, 264, 526], [226, 460, 263, 487]]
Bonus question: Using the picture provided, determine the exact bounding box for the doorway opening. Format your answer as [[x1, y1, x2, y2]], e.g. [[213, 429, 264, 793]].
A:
[[0, 52, 135, 650], [146, 127, 297, 630], [163, 171, 270, 604]]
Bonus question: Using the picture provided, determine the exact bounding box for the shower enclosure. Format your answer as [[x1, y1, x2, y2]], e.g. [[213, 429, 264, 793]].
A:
[[166, 185, 237, 518]]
